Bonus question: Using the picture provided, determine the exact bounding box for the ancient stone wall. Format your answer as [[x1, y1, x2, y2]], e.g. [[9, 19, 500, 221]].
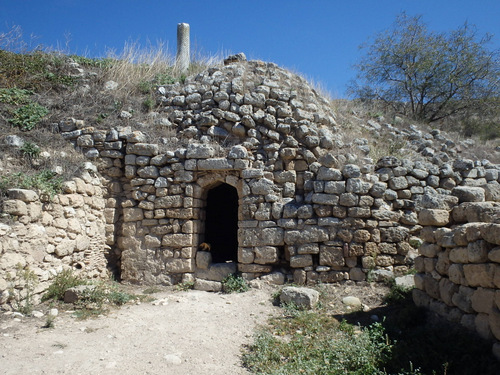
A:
[[0, 166, 109, 307], [414, 201, 500, 357], [47, 59, 500, 289], [53, 111, 500, 289], [3, 58, 500, 300]]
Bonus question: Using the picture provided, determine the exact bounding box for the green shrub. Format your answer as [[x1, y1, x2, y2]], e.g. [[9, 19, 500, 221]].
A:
[[142, 97, 155, 112], [20, 141, 41, 159], [0, 87, 32, 104], [153, 72, 176, 85], [8, 102, 48, 131], [221, 274, 249, 293], [42, 269, 86, 301], [0, 170, 63, 201], [42, 314, 56, 329], [107, 290, 135, 305], [175, 281, 195, 291]]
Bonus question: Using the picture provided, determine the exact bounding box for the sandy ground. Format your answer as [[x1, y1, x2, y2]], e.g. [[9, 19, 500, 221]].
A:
[[0, 285, 281, 375]]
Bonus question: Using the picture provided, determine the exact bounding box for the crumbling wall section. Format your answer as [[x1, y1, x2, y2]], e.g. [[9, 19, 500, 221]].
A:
[[0, 168, 108, 307], [414, 200, 500, 357]]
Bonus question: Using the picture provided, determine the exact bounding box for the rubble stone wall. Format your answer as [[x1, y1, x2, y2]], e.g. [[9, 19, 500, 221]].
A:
[[49, 59, 500, 288], [414, 201, 500, 357], [56, 113, 500, 287], [3, 59, 500, 301], [0, 169, 109, 306]]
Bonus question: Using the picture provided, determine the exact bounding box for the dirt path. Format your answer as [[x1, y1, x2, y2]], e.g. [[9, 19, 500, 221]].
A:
[[0, 286, 281, 375]]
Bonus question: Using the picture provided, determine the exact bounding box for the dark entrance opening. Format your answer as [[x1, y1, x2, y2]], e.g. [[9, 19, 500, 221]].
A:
[[204, 183, 238, 263]]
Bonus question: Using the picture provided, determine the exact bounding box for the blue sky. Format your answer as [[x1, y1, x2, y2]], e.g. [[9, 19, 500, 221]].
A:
[[1, 0, 499, 98]]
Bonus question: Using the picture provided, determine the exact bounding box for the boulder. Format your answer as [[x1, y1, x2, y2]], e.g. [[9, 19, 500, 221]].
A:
[[280, 286, 319, 309]]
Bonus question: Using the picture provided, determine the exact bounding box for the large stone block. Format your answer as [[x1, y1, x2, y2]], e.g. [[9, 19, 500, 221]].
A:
[[467, 240, 490, 263], [480, 224, 500, 246], [449, 247, 468, 263], [452, 186, 485, 203], [55, 239, 76, 257], [155, 195, 183, 208], [284, 226, 328, 245], [164, 258, 194, 273], [418, 209, 450, 226], [280, 286, 319, 309], [195, 262, 236, 281], [297, 243, 320, 255], [319, 246, 344, 267], [463, 264, 496, 288], [194, 279, 222, 292], [471, 287, 495, 314], [380, 227, 409, 242], [254, 246, 278, 264], [126, 143, 159, 156], [311, 193, 339, 205], [412, 288, 431, 308], [198, 158, 234, 170], [238, 264, 273, 273], [186, 144, 215, 159], [452, 286, 475, 313], [2, 200, 27, 216], [162, 234, 194, 247], [239, 228, 284, 247], [123, 207, 144, 222], [7, 189, 39, 202], [290, 255, 313, 268], [439, 278, 459, 306], [419, 242, 441, 258], [448, 264, 467, 285]]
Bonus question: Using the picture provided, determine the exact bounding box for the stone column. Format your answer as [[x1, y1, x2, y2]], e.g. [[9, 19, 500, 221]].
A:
[[176, 23, 190, 74]]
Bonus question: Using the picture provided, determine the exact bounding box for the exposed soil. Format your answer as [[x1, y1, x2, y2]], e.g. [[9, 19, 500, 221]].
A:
[[0, 281, 390, 375]]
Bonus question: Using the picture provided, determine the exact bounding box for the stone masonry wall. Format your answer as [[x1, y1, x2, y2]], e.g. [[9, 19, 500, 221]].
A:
[[414, 200, 500, 358], [4, 58, 500, 299], [57, 105, 500, 288], [49, 58, 500, 289], [0, 166, 109, 307]]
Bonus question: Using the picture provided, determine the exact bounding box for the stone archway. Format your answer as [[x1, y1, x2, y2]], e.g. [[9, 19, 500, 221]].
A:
[[204, 183, 239, 263]]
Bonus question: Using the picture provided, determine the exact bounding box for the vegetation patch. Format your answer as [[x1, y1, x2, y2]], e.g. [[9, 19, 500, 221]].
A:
[[0, 170, 63, 201], [221, 274, 249, 294], [243, 309, 393, 375], [8, 102, 49, 131]]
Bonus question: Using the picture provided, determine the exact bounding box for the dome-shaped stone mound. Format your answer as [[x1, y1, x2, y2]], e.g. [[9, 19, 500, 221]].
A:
[[155, 59, 340, 165]]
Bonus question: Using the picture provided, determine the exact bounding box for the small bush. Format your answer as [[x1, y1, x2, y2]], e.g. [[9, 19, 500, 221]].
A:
[[42, 269, 86, 301], [7, 264, 38, 315], [8, 102, 49, 131], [20, 141, 41, 160], [42, 314, 56, 329], [221, 274, 249, 294], [107, 290, 135, 306], [175, 281, 194, 291]]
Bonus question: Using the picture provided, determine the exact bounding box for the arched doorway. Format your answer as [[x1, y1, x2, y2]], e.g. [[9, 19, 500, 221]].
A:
[[204, 183, 238, 263]]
